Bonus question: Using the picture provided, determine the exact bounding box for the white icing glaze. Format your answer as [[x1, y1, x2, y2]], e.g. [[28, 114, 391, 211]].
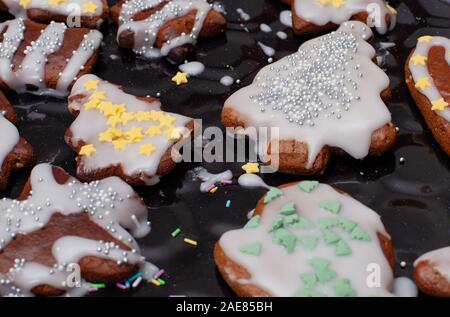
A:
[[392, 277, 418, 297], [237, 173, 271, 189], [293, 0, 396, 34], [408, 36, 450, 121], [68, 74, 192, 185], [188, 166, 232, 192], [0, 19, 102, 97], [257, 42, 275, 57], [236, 8, 250, 21], [0, 113, 19, 172], [117, 0, 213, 58], [415, 247, 450, 281], [2, 0, 104, 19], [219, 181, 394, 296], [259, 23, 272, 33], [178, 61, 205, 76], [276, 31, 288, 40], [0, 163, 151, 296], [224, 21, 391, 168], [220, 75, 233, 86], [279, 10, 292, 28]]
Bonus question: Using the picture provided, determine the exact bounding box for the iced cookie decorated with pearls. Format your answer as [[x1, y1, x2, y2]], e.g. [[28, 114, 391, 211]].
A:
[[0, 19, 102, 97], [278, 0, 396, 36], [0, 91, 35, 190], [65, 74, 193, 186], [110, 0, 226, 63], [0, 0, 109, 29], [214, 180, 396, 297], [405, 35, 450, 156], [0, 163, 155, 297], [414, 247, 450, 297], [222, 21, 396, 176]]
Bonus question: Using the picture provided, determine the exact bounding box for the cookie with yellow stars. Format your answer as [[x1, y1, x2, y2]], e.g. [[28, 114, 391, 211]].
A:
[[0, 19, 102, 97], [0, 163, 153, 297], [405, 35, 450, 156], [110, 0, 226, 63], [277, 0, 396, 36], [0, 91, 35, 190], [65, 74, 194, 186], [0, 0, 109, 28], [215, 181, 395, 297]]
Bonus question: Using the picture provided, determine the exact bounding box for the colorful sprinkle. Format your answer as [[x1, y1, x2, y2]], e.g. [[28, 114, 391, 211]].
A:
[[171, 228, 181, 237], [184, 238, 198, 246], [221, 179, 233, 185], [153, 269, 165, 279], [90, 283, 106, 289], [116, 283, 127, 290], [210, 186, 218, 193], [226, 200, 231, 208], [132, 276, 143, 288], [151, 279, 161, 286]]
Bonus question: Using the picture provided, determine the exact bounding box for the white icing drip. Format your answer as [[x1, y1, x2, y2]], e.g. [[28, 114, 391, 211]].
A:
[[0, 114, 19, 172], [392, 277, 418, 297], [257, 42, 275, 57], [238, 173, 271, 189], [68, 74, 192, 185], [117, 0, 212, 58], [259, 23, 272, 33], [415, 247, 450, 281], [279, 10, 293, 28], [56, 30, 103, 92], [0, 163, 151, 296], [293, 0, 396, 35], [408, 36, 450, 121], [220, 75, 233, 86], [188, 167, 232, 192], [236, 8, 250, 21], [179, 61, 205, 76], [276, 31, 288, 40], [219, 181, 394, 296], [2, 0, 104, 18], [224, 21, 391, 168], [0, 19, 101, 97]]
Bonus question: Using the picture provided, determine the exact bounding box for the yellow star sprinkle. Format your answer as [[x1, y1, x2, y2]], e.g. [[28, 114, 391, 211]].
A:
[[112, 139, 128, 150], [171, 72, 188, 85], [135, 111, 152, 122], [126, 127, 143, 143], [166, 127, 183, 140], [331, 0, 345, 8], [83, 1, 97, 14], [414, 77, 431, 90], [146, 125, 162, 137], [418, 35, 433, 43], [48, 0, 67, 6], [431, 98, 449, 111], [84, 99, 100, 110], [114, 104, 126, 114], [316, 0, 331, 5], [139, 144, 156, 156], [83, 79, 99, 91], [242, 162, 260, 174], [79, 144, 96, 157], [98, 101, 116, 117], [120, 112, 135, 125], [19, 0, 31, 8], [109, 128, 125, 139], [107, 115, 122, 127], [98, 131, 113, 143], [90, 91, 106, 101], [159, 114, 176, 127], [411, 54, 427, 66]]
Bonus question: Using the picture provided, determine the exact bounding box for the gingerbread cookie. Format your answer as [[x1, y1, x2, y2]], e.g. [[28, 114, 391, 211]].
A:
[[0, 163, 153, 296], [215, 180, 395, 297], [222, 21, 396, 175], [0, 19, 102, 97], [414, 247, 450, 297], [65, 74, 194, 186], [405, 36, 450, 156], [279, 0, 396, 36], [110, 0, 226, 63], [0, 91, 35, 190], [0, 0, 109, 29]]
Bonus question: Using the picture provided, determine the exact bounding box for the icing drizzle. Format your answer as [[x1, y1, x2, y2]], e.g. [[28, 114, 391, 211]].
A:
[[117, 0, 213, 58], [0, 163, 151, 296], [219, 181, 394, 296], [0, 113, 19, 172], [67, 74, 192, 185], [0, 19, 102, 97], [224, 21, 392, 168], [408, 36, 450, 121], [293, 0, 396, 34]]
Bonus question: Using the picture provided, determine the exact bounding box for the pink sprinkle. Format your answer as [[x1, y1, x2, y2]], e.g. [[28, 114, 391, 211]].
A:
[[88, 288, 98, 293], [221, 179, 232, 185], [153, 269, 165, 279], [116, 283, 127, 290], [204, 184, 215, 192]]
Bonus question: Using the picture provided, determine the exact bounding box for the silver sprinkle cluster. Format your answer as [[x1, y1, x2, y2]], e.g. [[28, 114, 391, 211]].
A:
[[0, 19, 25, 60], [251, 31, 363, 126]]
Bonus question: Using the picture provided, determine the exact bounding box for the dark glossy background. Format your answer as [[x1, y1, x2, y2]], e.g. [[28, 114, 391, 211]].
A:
[[0, 0, 449, 297]]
